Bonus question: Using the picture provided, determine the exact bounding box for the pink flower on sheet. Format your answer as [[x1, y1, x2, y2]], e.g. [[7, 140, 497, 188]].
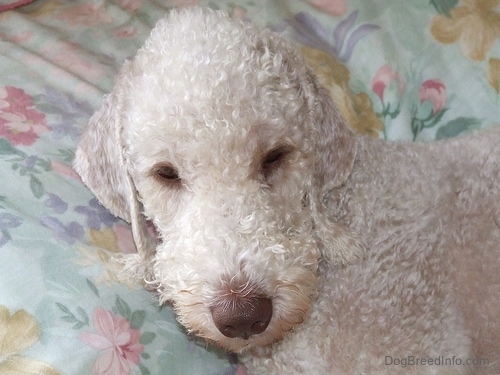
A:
[[305, 0, 348, 16], [115, 26, 136, 38], [80, 308, 144, 375], [52, 160, 82, 180], [419, 79, 446, 114], [371, 65, 404, 102], [0, 86, 33, 112], [0, 86, 50, 146], [116, 0, 142, 13]]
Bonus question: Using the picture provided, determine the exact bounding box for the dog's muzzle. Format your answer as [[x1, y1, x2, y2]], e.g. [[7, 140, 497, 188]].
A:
[[211, 296, 273, 340]]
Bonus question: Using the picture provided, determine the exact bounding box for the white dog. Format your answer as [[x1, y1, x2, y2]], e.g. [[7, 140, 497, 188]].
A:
[[74, 7, 500, 374]]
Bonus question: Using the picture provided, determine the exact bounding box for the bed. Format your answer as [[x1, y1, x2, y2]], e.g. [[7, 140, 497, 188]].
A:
[[0, 0, 498, 374]]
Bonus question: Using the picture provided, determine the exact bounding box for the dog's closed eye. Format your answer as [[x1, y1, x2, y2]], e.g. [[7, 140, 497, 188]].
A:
[[262, 145, 293, 183], [151, 163, 182, 188]]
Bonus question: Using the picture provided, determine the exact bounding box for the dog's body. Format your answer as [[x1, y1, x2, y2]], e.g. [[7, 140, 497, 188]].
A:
[[74, 8, 500, 374], [244, 130, 500, 374]]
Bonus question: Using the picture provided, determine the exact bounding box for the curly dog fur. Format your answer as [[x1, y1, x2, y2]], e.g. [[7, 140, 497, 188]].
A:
[[74, 7, 500, 374]]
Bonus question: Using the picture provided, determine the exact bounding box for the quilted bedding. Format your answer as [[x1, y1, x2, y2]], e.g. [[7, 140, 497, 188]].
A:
[[0, 0, 499, 374]]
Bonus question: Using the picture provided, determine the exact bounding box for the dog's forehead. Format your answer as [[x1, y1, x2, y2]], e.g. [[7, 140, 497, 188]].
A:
[[123, 20, 308, 165], [124, 83, 305, 172], [125, 104, 295, 172]]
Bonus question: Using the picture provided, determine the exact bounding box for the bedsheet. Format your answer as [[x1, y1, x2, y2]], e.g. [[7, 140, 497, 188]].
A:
[[0, 0, 499, 374]]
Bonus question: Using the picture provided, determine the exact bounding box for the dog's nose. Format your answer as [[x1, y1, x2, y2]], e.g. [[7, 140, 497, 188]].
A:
[[211, 297, 273, 340]]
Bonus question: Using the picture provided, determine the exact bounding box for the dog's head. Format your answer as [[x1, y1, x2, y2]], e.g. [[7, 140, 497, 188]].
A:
[[74, 8, 364, 352]]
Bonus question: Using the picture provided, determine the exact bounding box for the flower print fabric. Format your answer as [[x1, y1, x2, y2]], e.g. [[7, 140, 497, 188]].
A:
[[0, 87, 50, 146], [419, 79, 447, 115], [79, 308, 144, 375], [0, 0, 499, 374], [0, 305, 60, 374], [431, 0, 500, 61]]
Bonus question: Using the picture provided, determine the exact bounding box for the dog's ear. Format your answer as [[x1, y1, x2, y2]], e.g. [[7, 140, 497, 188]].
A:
[[266, 34, 365, 265], [74, 62, 156, 280], [303, 70, 366, 266]]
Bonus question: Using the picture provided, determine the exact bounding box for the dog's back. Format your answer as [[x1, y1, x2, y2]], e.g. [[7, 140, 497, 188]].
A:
[[430, 127, 500, 367], [329, 127, 500, 372]]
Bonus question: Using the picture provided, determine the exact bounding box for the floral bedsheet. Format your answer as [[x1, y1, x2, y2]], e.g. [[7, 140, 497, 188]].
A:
[[0, 0, 498, 374]]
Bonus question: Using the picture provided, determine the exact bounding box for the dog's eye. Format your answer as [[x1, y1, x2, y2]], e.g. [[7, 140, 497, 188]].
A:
[[151, 164, 181, 186], [262, 145, 292, 181]]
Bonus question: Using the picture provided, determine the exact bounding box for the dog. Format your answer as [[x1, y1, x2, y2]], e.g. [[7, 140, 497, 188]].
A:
[[74, 7, 500, 374]]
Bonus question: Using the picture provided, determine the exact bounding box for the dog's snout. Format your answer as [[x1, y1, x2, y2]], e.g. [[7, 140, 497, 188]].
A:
[[211, 296, 273, 340]]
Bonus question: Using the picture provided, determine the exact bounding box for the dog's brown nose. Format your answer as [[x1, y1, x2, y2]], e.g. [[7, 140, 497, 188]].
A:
[[211, 297, 273, 340]]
